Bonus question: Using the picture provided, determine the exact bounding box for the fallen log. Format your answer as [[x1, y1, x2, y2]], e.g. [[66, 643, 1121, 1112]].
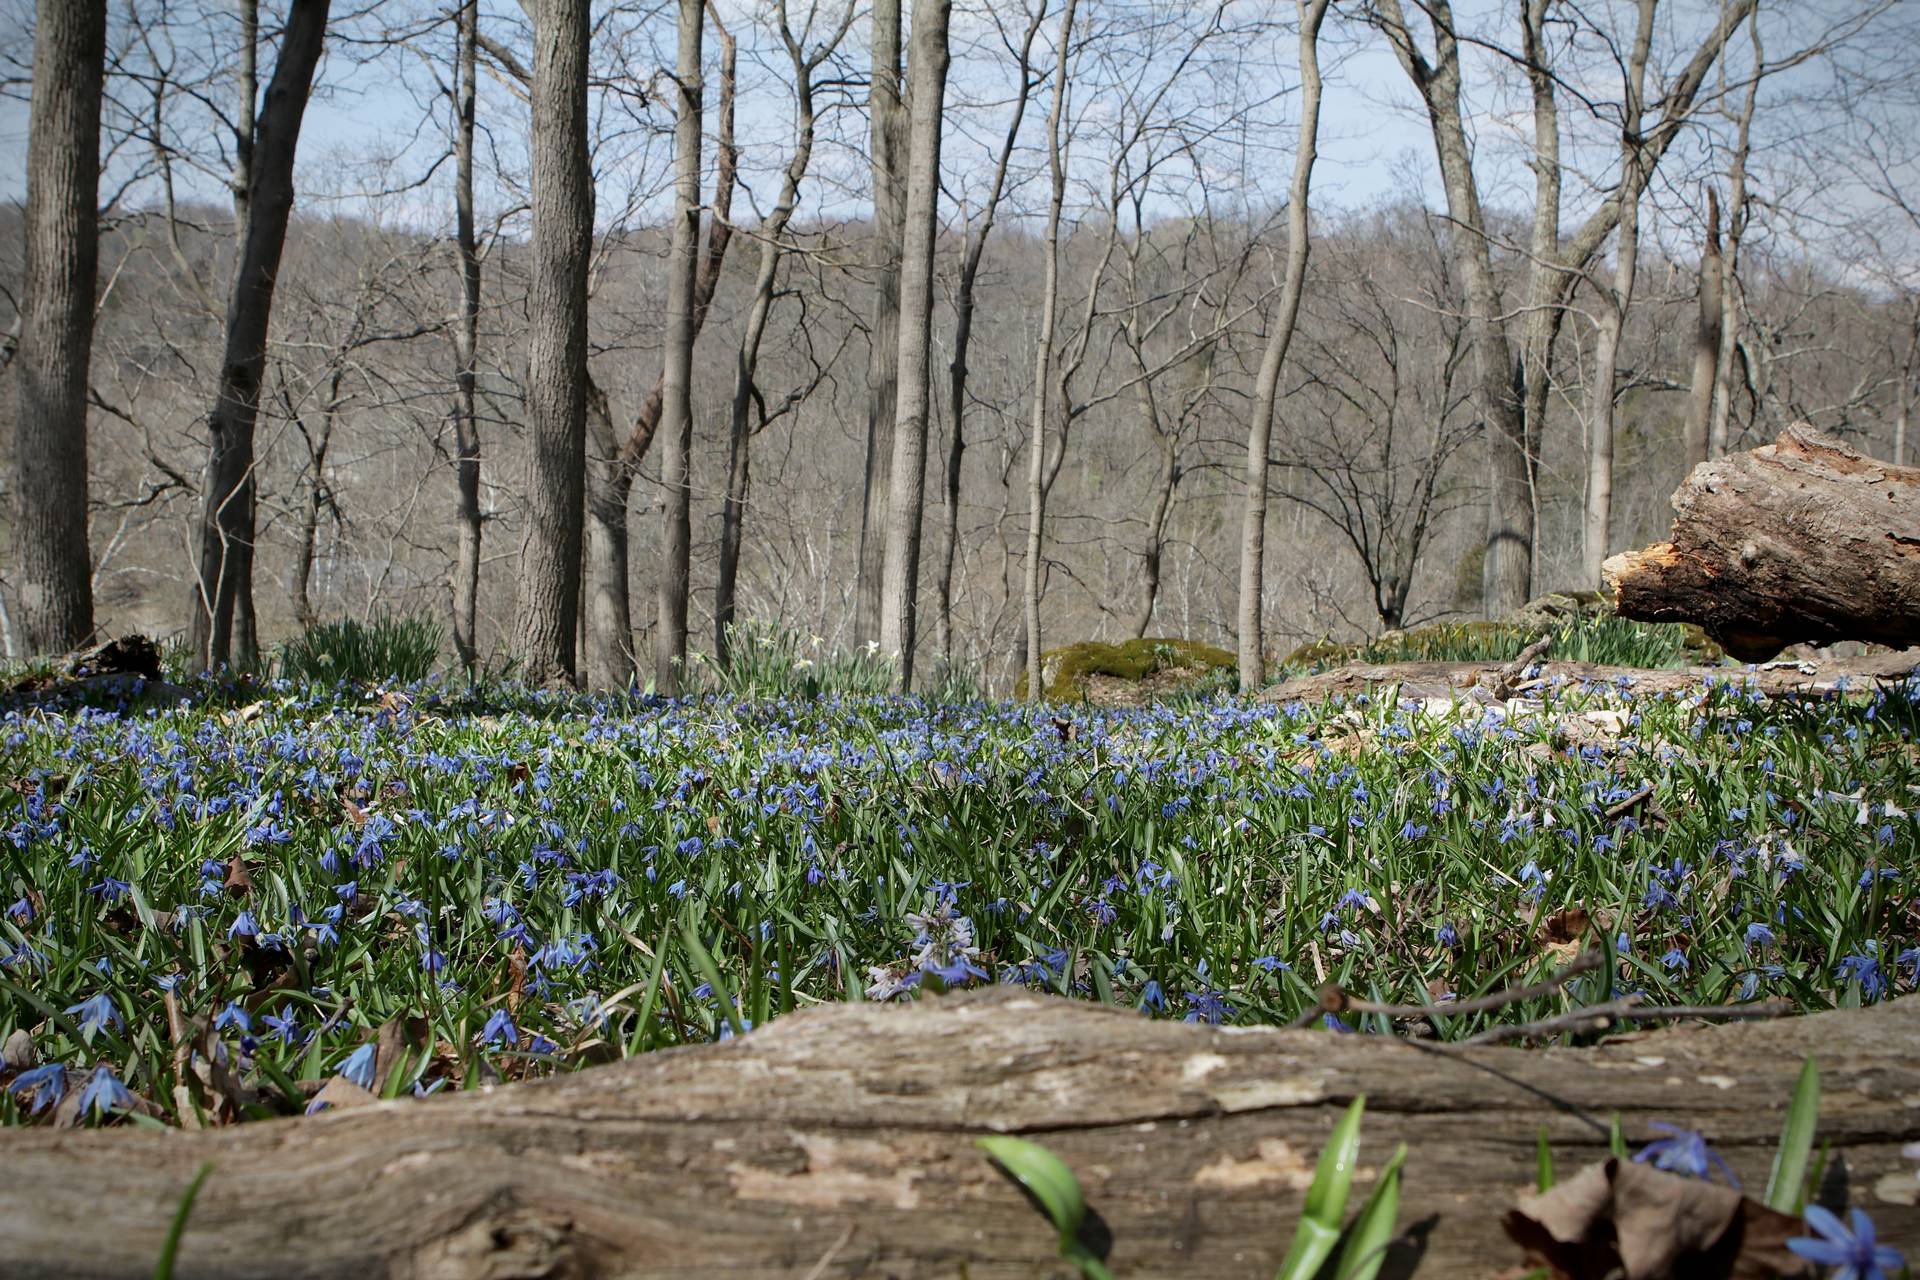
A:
[[1604, 426, 1920, 661], [1258, 649, 1919, 706], [1, 988, 1915, 1278]]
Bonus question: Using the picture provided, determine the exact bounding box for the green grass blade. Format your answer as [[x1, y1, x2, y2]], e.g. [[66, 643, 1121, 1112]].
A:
[[681, 923, 747, 1040], [1765, 1055, 1819, 1213], [979, 1135, 1112, 1278], [152, 1161, 213, 1280], [1535, 1126, 1555, 1192], [1334, 1142, 1407, 1280], [1276, 1095, 1366, 1280]]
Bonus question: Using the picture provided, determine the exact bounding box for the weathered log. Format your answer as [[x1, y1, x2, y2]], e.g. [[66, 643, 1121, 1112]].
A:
[[1258, 649, 1919, 707], [1604, 426, 1920, 661], [2, 988, 1916, 1278]]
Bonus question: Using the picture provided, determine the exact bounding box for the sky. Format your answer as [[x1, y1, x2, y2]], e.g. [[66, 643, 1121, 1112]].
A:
[[0, 0, 1914, 280]]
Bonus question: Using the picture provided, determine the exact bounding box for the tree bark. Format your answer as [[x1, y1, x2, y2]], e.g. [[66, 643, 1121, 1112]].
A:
[[937, 7, 1044, 666], [1579, 0, 1654, 589], [9, 0, 107, 655], [1237, 0, 1329, 689], [449, 0, 483, 677], [653, 0, 704, 696], [582, 15, 735, 693], [1604, 425, 1920, 660], [2, 988, 1915, 1278], [854, 0, 908, 650], [1022, 0, 1074, 703], [714, 6, 844, 667], [1683, 188, 1724, 474], [189, 0, 330, 674], [876, 0, 952, 690], [513, 0, 593, 688]]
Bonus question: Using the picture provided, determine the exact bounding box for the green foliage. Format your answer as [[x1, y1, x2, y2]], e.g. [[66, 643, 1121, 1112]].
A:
[[696, 621, 898, 700], [977, 1137, 1114, 1279], [1014, 636, 1236, 701], [1277, 1096, 1369, 1280], [1281, 613, 1707, 677], [152, 1162, 213, 1280], [277, 613, 443, 687], [1766, 1056, 1820, 1213]]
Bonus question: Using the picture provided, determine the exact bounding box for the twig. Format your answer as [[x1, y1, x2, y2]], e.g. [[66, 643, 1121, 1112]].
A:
[[1460, 997, 1793, 1046], [1605, 785, 1655, 821], [1296, 949, 1603, 1027]]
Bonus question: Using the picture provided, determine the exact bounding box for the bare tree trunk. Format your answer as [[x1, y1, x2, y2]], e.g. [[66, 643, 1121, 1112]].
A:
[[584, 17, 735, 693], [1236, 0, 1329, 688], [854, 0, 907, 649], [512, 0, 593, 688], [937, 6, 1043, 667], [1896, 297, 1918, 468], [715, 5, 845, 667], [876, 0, 952, 690], [653, 0, 704, 696], [1709, 21, 1760, 460], [1377, 0, 1756, 616], [450, 0, 483, 676], [189, 0, 329, 673], [1579, 0, 1653, 589], [9, 0, 106, 655], [1131, 423, 1177, 640], [1682, 187, 1723, 473], [584, 384, 634, 689], [1022, 0, 1075, 702]]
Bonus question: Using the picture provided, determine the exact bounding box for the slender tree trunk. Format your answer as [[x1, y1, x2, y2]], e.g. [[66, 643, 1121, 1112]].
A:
[[1132, 425, 1177, 641], [1682, 188, 1723, 473], [513, 0, 593, 688], [1513, 0, 1562, 609], [584, 384, 634, 689], [1235, 0, 1329, 689], [1579, 0, 1653, 588], [937, 7, 1043, 667], [854, 0, 907, 649], [189, 0, 330, 673], [584, 18, 735, 692], [876, 0, 952, 689], [9, 0, 106, 655], [653, 0, 704, 695], [1895, 298, 1918, 468], [714, 9, 842, 668], [450, 0, 483, 675], [1022, 0, 1075, 702], [1709, 21, 1760, 460]]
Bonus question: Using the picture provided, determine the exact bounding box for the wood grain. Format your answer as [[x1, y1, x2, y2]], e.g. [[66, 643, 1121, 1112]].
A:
[[2, 988, 1916, 1277]]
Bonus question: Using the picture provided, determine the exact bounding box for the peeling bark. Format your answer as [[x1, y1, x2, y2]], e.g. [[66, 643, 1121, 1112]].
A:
[[1605, 426, 1920, 661]]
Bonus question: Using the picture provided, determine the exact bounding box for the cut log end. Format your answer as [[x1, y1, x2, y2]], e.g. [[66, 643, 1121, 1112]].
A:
[[1605, 428, 1920, 662]]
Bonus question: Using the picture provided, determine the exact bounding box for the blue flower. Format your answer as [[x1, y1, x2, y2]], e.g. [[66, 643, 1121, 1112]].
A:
[[1183, 989, 1233, 1026], [337, 1043, 378, 1089], [86, 876, 132, 904], [478, 1008, 519, 1050], [1787, 1206, 1904, 1280], [77, 1066, 137, 1119], [1435, 922, 1460, 949], [1139, 979, 1165, 1014], [6, 1063, 67, 1114], [65, 993, 121, 1036], [1633, 1122, 1737, 1185], [213, 1001, 251, 1033], [1744, 922, 1776, 950], [1837, 946, 1887, 1002], [261, 1004, 305, 1045], [227, 910, 260, 940]]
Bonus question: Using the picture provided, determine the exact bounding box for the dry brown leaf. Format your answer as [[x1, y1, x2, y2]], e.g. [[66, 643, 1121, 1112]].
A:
[[1503, 1158, 1812, 1280]]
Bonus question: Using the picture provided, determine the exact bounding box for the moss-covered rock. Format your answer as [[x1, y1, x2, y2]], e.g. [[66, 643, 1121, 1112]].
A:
[[1013, 637, 1236, 703]]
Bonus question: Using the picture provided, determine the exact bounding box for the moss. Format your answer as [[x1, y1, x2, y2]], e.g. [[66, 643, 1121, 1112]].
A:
[[1013, 637, 1236, 701]]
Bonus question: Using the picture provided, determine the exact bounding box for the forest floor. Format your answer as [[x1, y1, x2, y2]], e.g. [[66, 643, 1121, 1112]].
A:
[[2, 653, 1916, 1132]]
